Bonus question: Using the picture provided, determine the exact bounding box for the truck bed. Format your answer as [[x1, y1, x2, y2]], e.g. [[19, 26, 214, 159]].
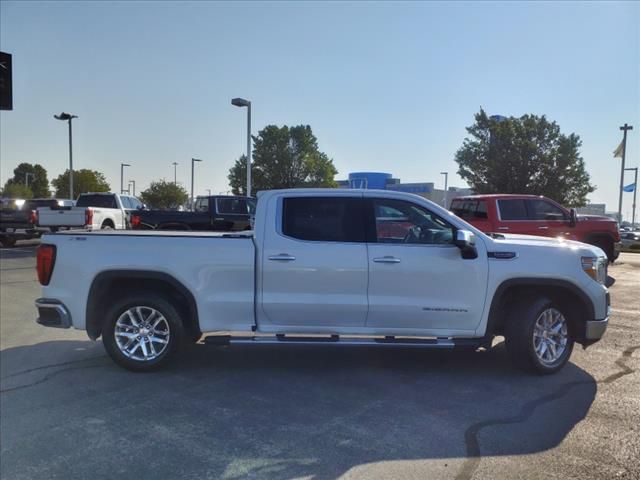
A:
[[41, 230, 256, 333]]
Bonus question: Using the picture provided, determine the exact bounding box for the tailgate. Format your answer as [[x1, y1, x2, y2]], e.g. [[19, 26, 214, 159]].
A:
[[37, 207, 86, 227]]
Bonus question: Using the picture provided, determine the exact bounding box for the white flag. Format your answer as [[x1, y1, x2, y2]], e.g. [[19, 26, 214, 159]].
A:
[[613, 140, 625, 158]]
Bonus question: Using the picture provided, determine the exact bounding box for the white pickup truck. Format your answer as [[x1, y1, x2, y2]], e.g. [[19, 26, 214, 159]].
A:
[[35, 189, 610, 374], [36, 192, 144, 230]]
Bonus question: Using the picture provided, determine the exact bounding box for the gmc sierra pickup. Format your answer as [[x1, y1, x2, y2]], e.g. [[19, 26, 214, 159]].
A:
[[35, 189, 610, 374]]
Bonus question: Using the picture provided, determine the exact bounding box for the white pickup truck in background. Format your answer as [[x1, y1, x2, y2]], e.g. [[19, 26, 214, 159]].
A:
[[35, 189, 610, 374], [36, 192, 144, 230]]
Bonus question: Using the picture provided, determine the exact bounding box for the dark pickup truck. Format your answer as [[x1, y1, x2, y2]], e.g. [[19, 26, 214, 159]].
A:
[[130, 195, 255, 231], [0, 198, 60, 247]]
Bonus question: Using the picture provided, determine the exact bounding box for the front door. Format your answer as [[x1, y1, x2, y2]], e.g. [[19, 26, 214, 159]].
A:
[[259, 195, 369, 329], [366, 197, 488, 334]]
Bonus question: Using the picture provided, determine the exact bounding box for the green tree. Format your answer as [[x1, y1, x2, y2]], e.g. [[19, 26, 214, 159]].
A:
[[454, 109, 595, 207], [1, 182, 34, 199], [4, 163, 50, 197], [51, 169, 110, 199], [139, 180, 188, 210], [228, 124, 338, 195]]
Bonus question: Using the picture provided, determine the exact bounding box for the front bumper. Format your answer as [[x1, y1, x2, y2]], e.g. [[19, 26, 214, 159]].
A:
[[35, 298, 72, 329], [585, 317, 609, 340], [613, 241, 622, 259]]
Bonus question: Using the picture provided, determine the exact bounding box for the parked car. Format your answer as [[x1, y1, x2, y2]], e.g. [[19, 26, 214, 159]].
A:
[[450, 194, 621, 262], [0, 197, 59, 247], [35, 189, 609, 375], [36, 192, 143, 231], [620, 231, 640, 249], [130, 195, 255, 231]]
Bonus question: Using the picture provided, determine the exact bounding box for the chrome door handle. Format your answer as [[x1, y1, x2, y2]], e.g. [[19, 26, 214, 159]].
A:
[[373, 256, 401, 264], [268, 254, 296, 261], [497, 227, 509, 230], [538, 226, 549, 230]]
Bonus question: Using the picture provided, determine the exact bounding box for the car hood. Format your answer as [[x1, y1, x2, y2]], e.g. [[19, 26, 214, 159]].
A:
[[577, 214, 616, 223], [488, 233, 605, 257]]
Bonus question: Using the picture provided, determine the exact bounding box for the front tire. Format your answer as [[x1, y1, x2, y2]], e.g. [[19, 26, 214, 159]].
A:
[[102, 293, 184, 371], [505, 297, 574, 374]]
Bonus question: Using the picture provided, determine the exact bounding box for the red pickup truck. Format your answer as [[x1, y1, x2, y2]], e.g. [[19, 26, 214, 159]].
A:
[[450, 194, 621, 262]]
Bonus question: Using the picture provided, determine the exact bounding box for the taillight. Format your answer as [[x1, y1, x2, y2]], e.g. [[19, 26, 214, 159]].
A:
[[36, 244, 56, 285], [131, 213, 141, 228], [85, 208, 93, 226], [29, 209, 38, 225]]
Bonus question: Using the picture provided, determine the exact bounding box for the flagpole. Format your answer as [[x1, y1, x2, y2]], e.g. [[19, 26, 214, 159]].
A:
[[618, 123, 633, 224], [625, 167, 638, 229]]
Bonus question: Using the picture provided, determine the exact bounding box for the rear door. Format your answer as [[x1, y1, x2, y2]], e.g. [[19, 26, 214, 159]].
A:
[[259, 195, 369, 328], [365, 196, 488, 333], [450, 198, 492, 231]]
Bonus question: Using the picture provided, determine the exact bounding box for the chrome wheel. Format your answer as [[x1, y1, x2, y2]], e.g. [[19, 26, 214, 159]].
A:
[[114, 306, 170, 361], [533, 307, 568, 365]]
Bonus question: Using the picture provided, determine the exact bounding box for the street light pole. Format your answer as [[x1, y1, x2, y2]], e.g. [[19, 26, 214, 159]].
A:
[[54, 112, 78, 200], [231, 97, 252, 197], [120, 163, 131, 194], [129, 180, 136, 196], [625, 167, 638, 229], [191, 158, 203, 210], [618, 124, 633, 224], [440, 172, 449, 208], [172, 162, 178, 184], [25, 172, 35, 189]]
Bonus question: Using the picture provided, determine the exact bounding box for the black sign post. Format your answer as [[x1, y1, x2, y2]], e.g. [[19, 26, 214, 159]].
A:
[[0, 51, 13, 110]]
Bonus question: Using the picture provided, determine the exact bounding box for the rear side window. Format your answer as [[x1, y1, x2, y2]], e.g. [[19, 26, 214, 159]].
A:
[[76, 195, 117, 209], [282, 197, 365, 243], [450, 199, 488, 219], [194, 198, 209, 212], [216, 198, 248, 214], [498, 199, 528, 220]]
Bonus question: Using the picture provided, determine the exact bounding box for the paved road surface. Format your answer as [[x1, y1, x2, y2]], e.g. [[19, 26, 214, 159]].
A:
[[1, 245, 638, 479]]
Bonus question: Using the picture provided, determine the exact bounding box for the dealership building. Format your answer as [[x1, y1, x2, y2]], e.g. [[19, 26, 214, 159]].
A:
[[337, 172, 472, 207]]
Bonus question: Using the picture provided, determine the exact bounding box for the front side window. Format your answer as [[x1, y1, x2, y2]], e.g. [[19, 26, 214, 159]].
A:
[[528, 199, 567, 221], [282, 197, 365, 243], [498, 199, 528, 220], [373, 199, 454, 244], [120, 196, 132, 209]]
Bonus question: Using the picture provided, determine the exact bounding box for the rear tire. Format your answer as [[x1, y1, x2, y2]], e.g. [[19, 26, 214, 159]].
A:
[[505, 297, 574, 374], [102, 293, 185, 372]]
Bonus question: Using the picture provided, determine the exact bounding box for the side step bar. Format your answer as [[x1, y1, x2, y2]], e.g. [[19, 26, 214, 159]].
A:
[[204, 335, 480, 349]]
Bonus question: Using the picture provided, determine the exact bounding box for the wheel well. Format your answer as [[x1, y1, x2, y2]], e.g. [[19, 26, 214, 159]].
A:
[[487, 281, 593, 344], [86, 271, 200, 340], [101, 219, 115, 228]]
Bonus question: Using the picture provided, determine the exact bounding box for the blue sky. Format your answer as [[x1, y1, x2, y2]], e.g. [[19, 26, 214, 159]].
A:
[[1, 1, 638, 216]]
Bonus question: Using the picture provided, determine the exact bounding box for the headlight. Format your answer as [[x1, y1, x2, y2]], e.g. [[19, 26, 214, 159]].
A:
[[581, 256, 607, 285]]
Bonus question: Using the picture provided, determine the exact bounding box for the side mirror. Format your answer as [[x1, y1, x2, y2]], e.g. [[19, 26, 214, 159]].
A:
[[569, 208, 577, 227], [454, 229, 478, 259]]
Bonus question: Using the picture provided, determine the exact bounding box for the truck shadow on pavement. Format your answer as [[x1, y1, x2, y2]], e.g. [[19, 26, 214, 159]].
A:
[[1, 340, 597, 480]]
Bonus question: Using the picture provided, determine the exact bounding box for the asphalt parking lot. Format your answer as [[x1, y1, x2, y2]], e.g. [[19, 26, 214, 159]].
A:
[[1, 243, 638, 480]]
